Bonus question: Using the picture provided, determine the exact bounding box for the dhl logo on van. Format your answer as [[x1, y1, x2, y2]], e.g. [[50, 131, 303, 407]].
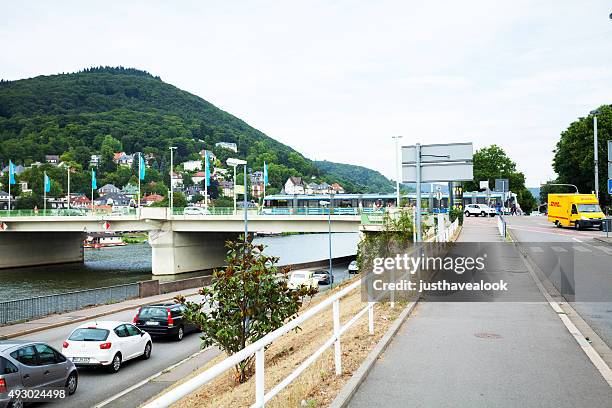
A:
[[550, 201, 560, 207]]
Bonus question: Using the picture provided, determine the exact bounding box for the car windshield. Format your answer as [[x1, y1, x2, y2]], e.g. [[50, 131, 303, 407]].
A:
[[139, 307, 169, 319], [578, 204, 601, 213], [68, 328, 109, 341]]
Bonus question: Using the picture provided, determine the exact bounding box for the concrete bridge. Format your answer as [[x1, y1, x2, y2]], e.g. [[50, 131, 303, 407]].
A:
[[0, 207, 361, 275]]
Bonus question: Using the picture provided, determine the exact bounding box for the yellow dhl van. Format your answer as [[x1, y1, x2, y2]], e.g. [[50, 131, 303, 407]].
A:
[[547, 194, 605, 230]]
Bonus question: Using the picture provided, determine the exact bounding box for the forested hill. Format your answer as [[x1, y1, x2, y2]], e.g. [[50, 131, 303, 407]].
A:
[[314, 160, 394, 193], [0, 66, 392, 193]]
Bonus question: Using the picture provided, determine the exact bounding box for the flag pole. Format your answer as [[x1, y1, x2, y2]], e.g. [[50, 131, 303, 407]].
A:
[[204, 151, 209, 210], [138, 152, 142, 218], [91, 170, 94, 214], [44, 172, 47, 214], [67, 166, 71, 210], [7, 177, 10, 215]]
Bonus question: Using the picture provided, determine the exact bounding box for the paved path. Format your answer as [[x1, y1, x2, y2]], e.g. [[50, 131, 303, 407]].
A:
[[348, 216, 612, 407]]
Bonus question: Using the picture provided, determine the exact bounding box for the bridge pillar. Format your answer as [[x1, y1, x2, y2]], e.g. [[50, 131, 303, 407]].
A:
[[0, 231, 84, 269], [148, 230, 238, 275]]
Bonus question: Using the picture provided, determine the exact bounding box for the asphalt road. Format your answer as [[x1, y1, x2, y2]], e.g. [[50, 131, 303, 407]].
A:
[[19, 262, 354, 408], [505, 215, 612, 349]]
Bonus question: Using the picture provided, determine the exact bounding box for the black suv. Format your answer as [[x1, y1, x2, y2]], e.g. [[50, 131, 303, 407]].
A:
[[133, 304, 198, 341]]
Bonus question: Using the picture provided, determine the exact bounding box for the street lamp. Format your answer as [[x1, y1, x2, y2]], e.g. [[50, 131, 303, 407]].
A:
[[227, 158, 248, 239], [320, 199, 333, 288], [392, 136, 403, 207], [590, 109, 600, 198], [169, 146, 177, 213]]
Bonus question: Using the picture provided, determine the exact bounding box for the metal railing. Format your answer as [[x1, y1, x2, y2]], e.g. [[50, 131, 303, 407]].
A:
[[0, 208, 137, 217], [142, 279, 374, 408], [0, 283, 140, 325]]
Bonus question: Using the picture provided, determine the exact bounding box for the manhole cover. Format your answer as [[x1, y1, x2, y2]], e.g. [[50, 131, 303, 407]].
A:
[[474, 332, 501, 339]]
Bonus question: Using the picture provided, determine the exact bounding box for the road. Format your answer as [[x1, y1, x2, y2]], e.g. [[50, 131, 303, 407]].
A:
[[505, 215, 612, 349], [19, 262, 353, 408]]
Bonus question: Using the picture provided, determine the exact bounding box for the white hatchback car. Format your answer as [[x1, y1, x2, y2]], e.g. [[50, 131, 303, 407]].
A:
[[464, 204, 497, 217], [287, 270, 319, 290], [62, 321, 152, 373]]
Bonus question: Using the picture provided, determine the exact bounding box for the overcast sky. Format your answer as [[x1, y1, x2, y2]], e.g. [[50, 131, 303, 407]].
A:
[[2, 1, 612, 186]]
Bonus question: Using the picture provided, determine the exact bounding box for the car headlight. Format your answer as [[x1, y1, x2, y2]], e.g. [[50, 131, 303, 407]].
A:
[[581, 216, 589, 220]]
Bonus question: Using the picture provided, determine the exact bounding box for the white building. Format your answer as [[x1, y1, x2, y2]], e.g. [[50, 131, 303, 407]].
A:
[[284, 177, 305, 195], [215, 142, 238, 153], [182, 160, 202, 171]]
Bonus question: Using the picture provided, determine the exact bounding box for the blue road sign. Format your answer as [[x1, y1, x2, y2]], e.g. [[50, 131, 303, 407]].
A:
[[609, 178, 612, 194]]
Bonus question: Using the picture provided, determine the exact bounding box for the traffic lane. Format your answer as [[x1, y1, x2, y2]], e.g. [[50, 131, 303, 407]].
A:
[[506, 218, 612, 349], [505, 216, 606, 242], [313, 262, 355, 293], [19, 296, 206, 408]]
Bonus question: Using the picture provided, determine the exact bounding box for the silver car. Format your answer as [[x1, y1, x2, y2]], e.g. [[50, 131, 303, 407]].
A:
[[0, 340, 78, 408]]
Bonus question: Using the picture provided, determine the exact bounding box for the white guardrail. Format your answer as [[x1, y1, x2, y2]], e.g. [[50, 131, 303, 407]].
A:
[[142, 279, 374, 408], [497, 214, 507, 238]]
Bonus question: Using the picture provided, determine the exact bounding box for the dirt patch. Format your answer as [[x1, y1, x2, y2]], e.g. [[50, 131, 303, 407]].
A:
[[148, 278, 408, 408]]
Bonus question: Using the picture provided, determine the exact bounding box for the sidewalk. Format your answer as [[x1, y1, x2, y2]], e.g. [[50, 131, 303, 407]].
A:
[[0, 288, 200, 340], [348, 217, 612, 407]]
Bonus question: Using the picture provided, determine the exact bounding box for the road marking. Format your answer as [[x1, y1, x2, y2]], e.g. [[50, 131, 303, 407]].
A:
[[571, 237, 583, 243], [530, 247, 544, 253], [592, 246, 612, 255], [550, 246, 567, 253], [516, 246, 612, 388], [94, 346, 213, 408], [573, 246, 591, 253]]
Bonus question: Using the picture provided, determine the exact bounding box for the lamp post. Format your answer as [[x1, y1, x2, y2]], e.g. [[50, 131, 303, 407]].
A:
[[227, 158, 248, 239], [392, 136, 403, 207], [169, 147, 177, 213], [320, 199, 333, 288], [590, 109, 600, 199]]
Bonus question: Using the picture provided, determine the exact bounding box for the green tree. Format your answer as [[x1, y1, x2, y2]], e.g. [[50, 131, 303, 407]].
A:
[[553, 105, 611, 207], [176, 236, 317, 383]]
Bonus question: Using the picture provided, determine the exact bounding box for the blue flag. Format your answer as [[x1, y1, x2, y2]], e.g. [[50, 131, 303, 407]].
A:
[[8, 160, 16, 185], [139, 154, 146, 180], [91, 169, 97, 190], [204, 151, 210, 187], [44, 172, 51, 193], [263, 162, 268, 185]]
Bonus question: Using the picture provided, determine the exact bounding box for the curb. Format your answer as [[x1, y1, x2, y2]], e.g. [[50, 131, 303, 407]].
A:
[[593, 237, 612, 246], [0, 290, 199, 340], [328, 300, 418, 408]]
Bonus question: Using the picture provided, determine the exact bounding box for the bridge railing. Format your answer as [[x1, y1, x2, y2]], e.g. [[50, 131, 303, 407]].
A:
[[0, 283, 140, 325], [142, 278, 374, 408], [0, 208, 138, 217]]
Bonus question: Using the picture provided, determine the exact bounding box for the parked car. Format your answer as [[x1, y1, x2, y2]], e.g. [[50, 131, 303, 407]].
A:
[[133, 304, 199, 341], [464, 204, 496, 217], [183, 206, 211, 215], [287, 270, 319, 290], [62, 321, 152, 374], [348, 260, 359, 274], [0, 340, 78, 407], [312, 269, 334, 285]]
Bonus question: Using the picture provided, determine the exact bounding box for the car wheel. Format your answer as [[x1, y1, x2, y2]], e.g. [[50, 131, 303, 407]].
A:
[[555, 221, 561, 228], [464, 211, 470, 217], [176, 326, 184, 341], [481, 211, 486, 217], [142, 341, 152, 360], [574, 221, 580, 230], [107, 353, 122, 373], [66, 372, 78, 395]]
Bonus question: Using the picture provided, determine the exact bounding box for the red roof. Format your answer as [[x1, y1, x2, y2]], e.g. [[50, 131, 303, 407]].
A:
[[143, 194, 164, 202]]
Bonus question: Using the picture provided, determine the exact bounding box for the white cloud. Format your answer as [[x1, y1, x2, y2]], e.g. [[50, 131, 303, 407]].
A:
[[1, 0, 612, 187]]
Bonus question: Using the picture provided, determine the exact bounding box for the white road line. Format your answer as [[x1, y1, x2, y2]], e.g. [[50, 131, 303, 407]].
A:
[[593, 246, 612, 255], [572, 237, 583, 243], [573, 246, 591, 253], [550, 246, 567, 253], [94, 346, 213, 408], [518, 245, 612, 388], [530, 247, 544, 253]]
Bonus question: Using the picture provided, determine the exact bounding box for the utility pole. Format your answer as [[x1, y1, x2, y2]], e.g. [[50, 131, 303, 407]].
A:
[[591, 110, 600, 199], [169, 147, 176, 213]]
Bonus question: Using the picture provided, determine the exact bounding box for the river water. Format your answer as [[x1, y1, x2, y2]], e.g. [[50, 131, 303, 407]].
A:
[[0, 233, 360, 301]]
